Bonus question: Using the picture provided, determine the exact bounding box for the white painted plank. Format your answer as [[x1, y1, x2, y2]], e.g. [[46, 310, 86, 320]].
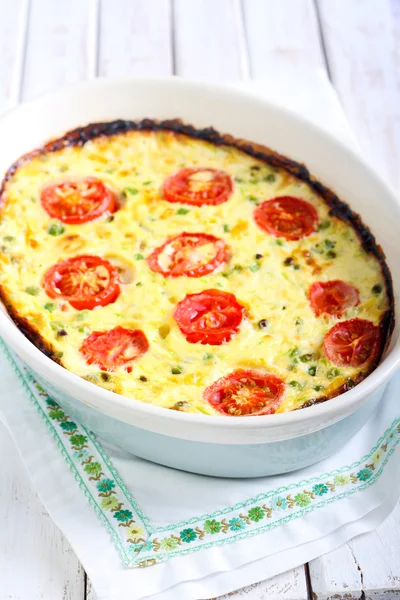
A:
[[173, 0, 247, 80], [86, 567, 308, 600], [0, 422, 85, 600], [214, 568, 308, 600], [308, 503, 400, 600], [242, 0, 324, 76], [0, 0, 29, 111], [98, 0, 172, 77], [86, 577, 96, 600], [317, 0, 400, 191], [21, 0, 93, 100], [308, 544, 362, 600], [348, 504, 400, 600]]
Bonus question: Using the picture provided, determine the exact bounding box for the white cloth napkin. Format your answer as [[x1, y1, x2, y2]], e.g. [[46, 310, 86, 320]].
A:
[[1, 69, 399, 600]]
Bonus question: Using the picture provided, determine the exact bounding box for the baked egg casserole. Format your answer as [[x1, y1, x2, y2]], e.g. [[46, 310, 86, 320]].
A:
[[0, 120, 394, 416]]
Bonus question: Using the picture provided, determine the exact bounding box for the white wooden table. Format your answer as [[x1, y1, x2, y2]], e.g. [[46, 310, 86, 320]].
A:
[[1, 1, 399, 598]]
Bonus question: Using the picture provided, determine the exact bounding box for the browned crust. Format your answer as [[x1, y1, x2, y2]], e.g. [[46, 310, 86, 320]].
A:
[[0, 118, 395, 411], [0, 288, 62, 364]]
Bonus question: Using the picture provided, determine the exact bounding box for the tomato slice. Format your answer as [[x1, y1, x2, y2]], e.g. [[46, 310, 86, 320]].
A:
[[254, 196, 318, 240], [147, 232, 229, 278], [324, 318, 381, 367], [43, 255, 120, 310], [309, 280, 360, 317], [41, 177, 117, 224], [174, 289, 245, 345], [204, 369, 285, 416], [163, 167, 233, 206], [80, 326, 149, 372]]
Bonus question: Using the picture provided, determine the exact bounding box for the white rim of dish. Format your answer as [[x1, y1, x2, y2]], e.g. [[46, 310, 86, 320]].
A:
[[0, 75, 399, 430]]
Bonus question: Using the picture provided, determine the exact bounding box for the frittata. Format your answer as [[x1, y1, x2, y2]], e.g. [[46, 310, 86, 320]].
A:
[[0, 120, 394, 416]]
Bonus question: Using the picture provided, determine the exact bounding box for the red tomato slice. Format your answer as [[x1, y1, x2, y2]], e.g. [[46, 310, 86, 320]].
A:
[[174, 289, 245, 345], [204, 369, 285, 416], [254, 196, 318, 240], [147, 232, 229, 278], [324, 318, 381, 367], [163, 167, 233, 206], [80, 326, 149, 372], [43, 255, 120, 310], [309, 280, 360, 317], [41, 177, 117, 224]]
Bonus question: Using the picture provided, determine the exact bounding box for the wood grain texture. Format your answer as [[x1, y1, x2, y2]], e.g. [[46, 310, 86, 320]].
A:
[[0, 423, 85, 600], [348, 506, 400, 599], [98, 0, 172, 77], [21, 0, 92, 100], [214, 568, 308, 600], [317, 0, 400, 191], [242, 0, 324, 76], [308, 543, 363, 600], [173, 0, 248, 80], [0, 0, 29, 110]]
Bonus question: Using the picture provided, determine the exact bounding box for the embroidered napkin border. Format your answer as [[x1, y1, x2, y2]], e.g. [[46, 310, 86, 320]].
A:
[[2, 338, 399, 568]]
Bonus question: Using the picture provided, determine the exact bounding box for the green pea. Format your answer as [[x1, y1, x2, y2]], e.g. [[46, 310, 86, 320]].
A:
[[318, 220, 331, 231], [135, 253, 144, 260], [47, 221, 65, 236], [328, 367, 340, 379], [289, 381, 302, 389], [308, 365, 317, 376], [124, 186, 138, 195], [171, 366, 183, 375], [223, 224, 230, 233], [25, 286, 40, 296], [313, 385, 324, 391], [264, 173, 276, 183], [203, 353, 214, 360], [176, 208, 190, 215], [44, 302, 56, 312], [300, 353, 313, 362]]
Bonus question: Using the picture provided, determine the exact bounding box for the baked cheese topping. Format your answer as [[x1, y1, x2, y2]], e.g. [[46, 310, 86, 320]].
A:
[[0, 127, 390, 415]]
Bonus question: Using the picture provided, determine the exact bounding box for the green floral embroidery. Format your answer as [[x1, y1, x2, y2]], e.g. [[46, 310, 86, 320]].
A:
[[312, 484, 329, 496], [97, 478, 115, 493], [270, 496, 288, 510], [160, 537, 179, 551], [114, 509, 133, 523], [204, 519, 221, 534], [357, 468, 373, 481], [101, 496, 121, 511], [334, 474, 350, 486], [248, 506, 265, 522], [84, 461, 102, 476], [70, 434, 88, 448], [294, 493, 311, 507], [180, 528, 197, 543], [126, 525, 146, 543], [372, 450, 383, 465], [48, 409, 65, 420], [229, 517, 246, 531], [60, 421, 77, 432]]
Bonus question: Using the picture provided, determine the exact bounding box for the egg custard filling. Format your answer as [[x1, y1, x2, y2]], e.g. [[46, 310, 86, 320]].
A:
[[0, 120, 393, 416]]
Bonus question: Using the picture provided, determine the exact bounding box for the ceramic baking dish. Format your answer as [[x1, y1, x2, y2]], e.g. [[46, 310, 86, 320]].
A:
[[0, 78, 398, 477]]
